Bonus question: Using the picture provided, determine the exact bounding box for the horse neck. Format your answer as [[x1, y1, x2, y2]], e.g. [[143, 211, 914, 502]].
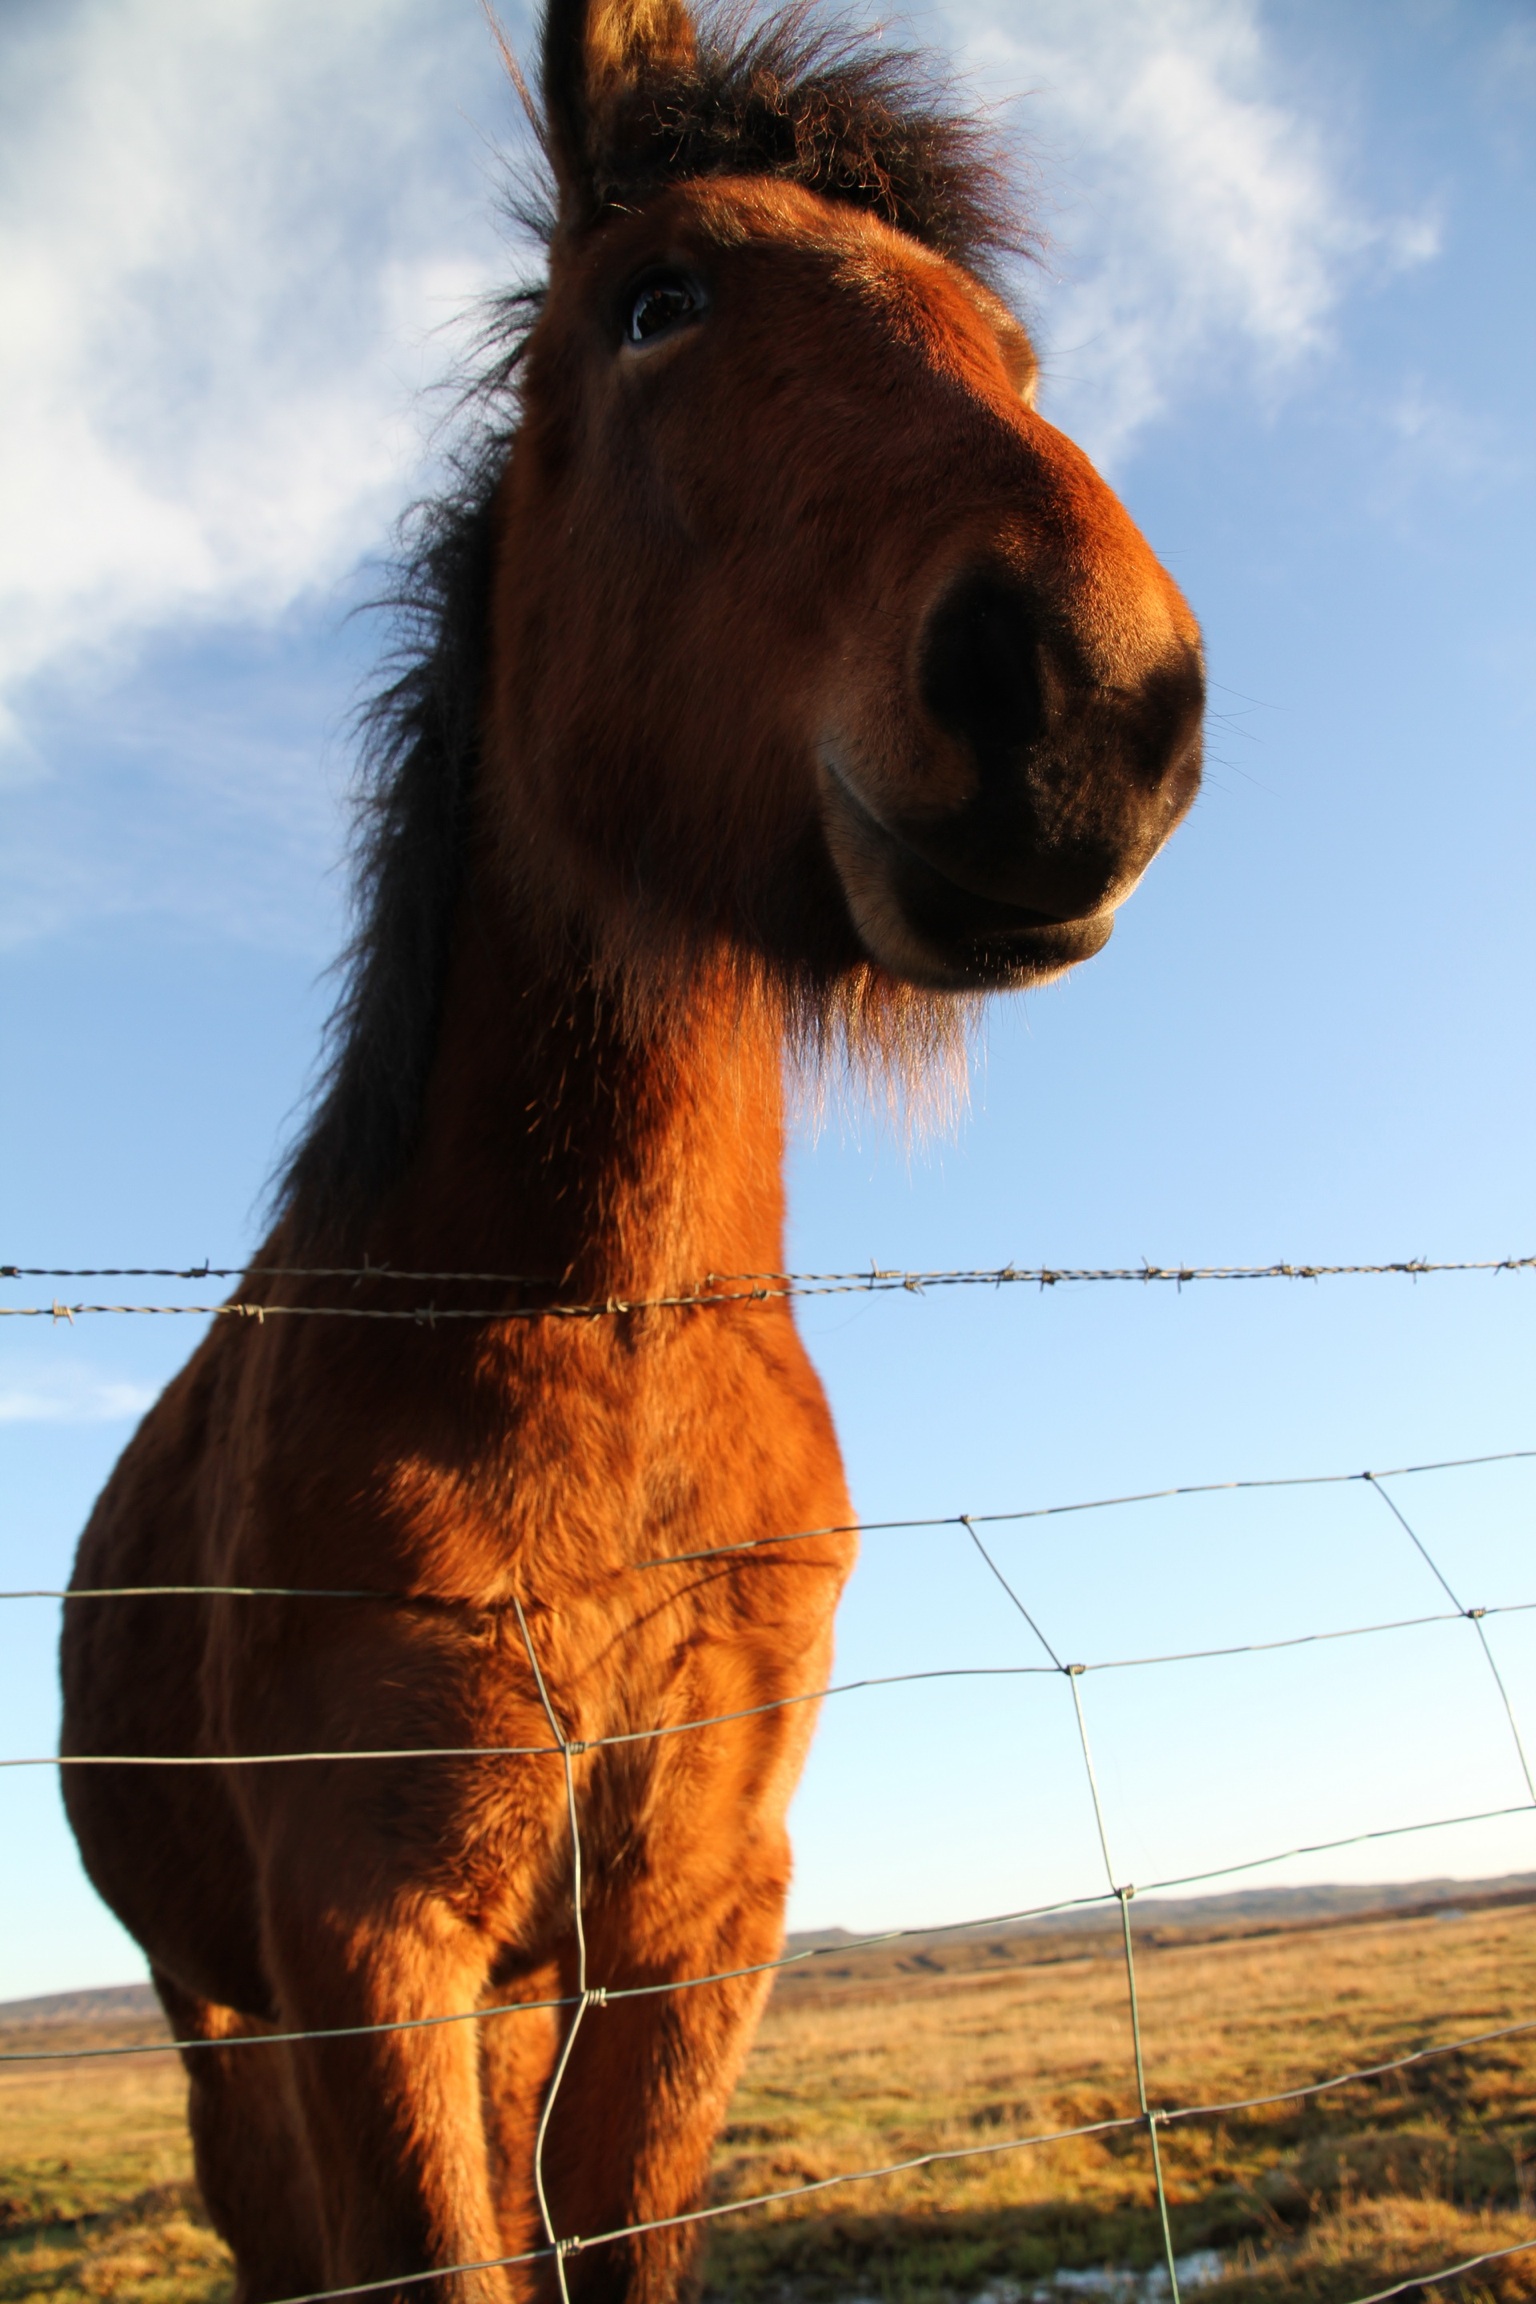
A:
[[369, 881, 789, 1298]]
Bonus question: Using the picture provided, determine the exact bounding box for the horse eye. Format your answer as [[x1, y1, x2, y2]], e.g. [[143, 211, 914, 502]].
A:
[[625, 271, 706, 346]]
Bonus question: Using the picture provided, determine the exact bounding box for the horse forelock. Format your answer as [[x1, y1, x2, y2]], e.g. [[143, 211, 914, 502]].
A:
[[274, 6, 1031, 1244], [572, 4, 1031, 276]]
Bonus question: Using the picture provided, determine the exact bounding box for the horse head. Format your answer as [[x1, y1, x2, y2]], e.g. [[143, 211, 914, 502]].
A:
[[484, 0, 1204, 1010]]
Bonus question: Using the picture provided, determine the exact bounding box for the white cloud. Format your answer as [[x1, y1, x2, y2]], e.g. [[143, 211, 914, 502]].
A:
[[0, 0, 1439, 938], [0, 0, 1436, 754], [0, 1359, 156, 1426], [0, 0, 526, 758], [954, 0, 1437, 466]]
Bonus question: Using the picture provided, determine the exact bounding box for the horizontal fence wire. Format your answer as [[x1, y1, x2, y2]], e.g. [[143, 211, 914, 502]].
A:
[[7, 1445, 1533, 1602], [1348, 2239, 1536, 2304], [7, 1798, 1534, 2066], [238, 2062, 1536, 2304], [13, 1606, 1532, 1769], [7, 1289, 1534, 2304], [256, 2232, 1536, 2304], [23, 1901, 1528, 2300], [626, 1449, 1536, 1571], [9, 1441, 1529, 1767], [266, 2229, 1523, 2304], [2, 1252, 1534, 1323]]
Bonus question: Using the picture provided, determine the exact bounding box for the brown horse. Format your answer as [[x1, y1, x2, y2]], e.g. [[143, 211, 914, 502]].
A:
[[60, 2, 1204, 2297]]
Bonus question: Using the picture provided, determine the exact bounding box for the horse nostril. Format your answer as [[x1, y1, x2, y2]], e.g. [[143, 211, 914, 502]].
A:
[[919, 567, 1048, 769]]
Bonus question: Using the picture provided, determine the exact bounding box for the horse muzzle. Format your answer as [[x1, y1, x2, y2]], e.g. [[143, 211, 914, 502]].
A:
[[820, 562, 1205, 992]]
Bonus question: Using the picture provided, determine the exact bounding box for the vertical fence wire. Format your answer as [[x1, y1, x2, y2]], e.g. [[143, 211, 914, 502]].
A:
[[513, 1594, 601, 2301], [1067, 1667, 1183, 2304], [1364, 1474, 1536, 1805], [962, 1515, 1183, 2301]]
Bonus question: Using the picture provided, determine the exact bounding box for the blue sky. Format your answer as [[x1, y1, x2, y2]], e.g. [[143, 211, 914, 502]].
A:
[[1, 0, 1533, 2001]]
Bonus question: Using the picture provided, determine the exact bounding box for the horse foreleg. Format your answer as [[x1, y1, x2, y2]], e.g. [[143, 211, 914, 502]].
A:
[[264, 1891, 518, 2303], [477, 1966, 564, 2280], [153, 1967, 325, 2304], [531, 1869, 787, 2304]]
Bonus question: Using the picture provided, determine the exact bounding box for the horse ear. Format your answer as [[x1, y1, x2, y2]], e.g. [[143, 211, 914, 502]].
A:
[[541, 0, 698, 218]]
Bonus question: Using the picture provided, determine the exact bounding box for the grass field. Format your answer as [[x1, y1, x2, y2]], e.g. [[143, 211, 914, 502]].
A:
[[3, 1890, 1534, 2303]]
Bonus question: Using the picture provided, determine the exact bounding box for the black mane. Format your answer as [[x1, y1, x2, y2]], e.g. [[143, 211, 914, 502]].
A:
[[275, 7, 1028, 1246]]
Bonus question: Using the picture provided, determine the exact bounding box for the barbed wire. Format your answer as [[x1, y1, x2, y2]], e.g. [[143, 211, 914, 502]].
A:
[[3, 1251, 1534, 1323], [7, 1255, 1535, 1286]]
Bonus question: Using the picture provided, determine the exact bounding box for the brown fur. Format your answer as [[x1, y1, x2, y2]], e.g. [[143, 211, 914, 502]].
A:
[[60, 5, 1205, 2298]]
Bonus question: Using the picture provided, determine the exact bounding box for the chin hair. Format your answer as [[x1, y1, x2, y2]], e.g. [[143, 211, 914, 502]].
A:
[[781, 960, 984, 1147]]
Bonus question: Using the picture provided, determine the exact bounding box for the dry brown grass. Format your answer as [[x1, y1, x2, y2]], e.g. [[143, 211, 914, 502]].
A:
[[1, 1896, 1532, 2302], [0, 2017, 226, 2301], [702, 1896, 1536, 2301]]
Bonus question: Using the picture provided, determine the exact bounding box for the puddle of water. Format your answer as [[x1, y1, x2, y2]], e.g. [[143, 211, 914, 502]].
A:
[[816, 2252, 1227, 2304], [976, 2251, 1226, 2304]]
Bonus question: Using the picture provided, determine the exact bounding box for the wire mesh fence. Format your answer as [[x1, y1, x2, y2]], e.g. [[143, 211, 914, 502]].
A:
[[5, 1254, 1535, 2304]]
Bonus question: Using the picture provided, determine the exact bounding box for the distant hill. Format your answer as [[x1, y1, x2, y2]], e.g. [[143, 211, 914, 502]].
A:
[[782, 1870, 1536, 1955], [7, 1872, 1532, 2025], [0, 1979, 160, 2026]]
